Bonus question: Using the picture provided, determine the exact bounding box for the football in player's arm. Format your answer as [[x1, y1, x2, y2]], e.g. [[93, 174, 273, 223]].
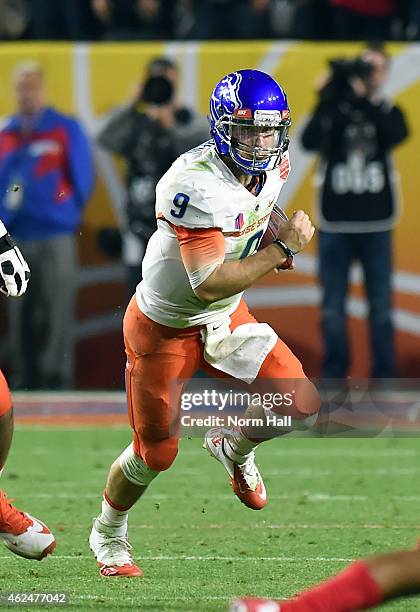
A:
[[193, 210, 314, 303]]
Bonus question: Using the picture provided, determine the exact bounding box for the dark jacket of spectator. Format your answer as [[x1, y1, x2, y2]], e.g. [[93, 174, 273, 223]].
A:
[[301, 95, 408, 232], [98, 104, 176, 242]]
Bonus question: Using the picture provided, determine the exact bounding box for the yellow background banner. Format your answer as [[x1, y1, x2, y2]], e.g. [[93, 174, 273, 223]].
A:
[[0, 42, 418, 383]]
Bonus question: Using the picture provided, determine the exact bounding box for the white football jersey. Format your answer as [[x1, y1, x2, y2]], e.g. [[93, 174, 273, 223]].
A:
[[136, 141, 290, 328]]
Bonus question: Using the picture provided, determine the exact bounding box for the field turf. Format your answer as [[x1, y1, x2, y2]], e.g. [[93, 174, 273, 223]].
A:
[[1, 427, 420, 611]]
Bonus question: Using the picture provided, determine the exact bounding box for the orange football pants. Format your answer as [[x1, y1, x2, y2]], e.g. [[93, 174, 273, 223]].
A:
[[0, 371, 12, 417], [123, 296, 319, 472]]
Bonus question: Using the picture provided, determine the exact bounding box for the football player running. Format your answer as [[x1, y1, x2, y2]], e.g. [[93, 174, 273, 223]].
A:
[[90, 70, 320, 577], [0, 221, 56, 560]]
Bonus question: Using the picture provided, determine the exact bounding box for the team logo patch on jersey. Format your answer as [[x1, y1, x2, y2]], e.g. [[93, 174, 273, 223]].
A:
[[235, 213, 245, 230]]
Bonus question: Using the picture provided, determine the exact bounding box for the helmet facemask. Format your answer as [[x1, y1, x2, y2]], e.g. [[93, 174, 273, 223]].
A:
[[215, 108, 291, 175]]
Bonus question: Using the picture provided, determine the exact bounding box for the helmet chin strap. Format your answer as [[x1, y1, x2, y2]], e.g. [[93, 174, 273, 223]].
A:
[[230, 143, 282, 176]]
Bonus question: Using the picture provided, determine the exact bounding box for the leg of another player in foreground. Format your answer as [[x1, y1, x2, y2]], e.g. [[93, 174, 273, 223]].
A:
[[0, 371, 55, 560], [230, 548, 420, 611]]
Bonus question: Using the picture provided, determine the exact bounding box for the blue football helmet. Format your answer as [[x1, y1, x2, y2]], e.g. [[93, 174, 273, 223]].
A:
[[209, 69, 291, 175]]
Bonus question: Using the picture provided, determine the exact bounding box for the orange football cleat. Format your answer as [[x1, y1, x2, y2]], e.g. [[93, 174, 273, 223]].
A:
[[204, 428, 267, 510], [0, 489, 56, 560], [99, 562, 143, 577]]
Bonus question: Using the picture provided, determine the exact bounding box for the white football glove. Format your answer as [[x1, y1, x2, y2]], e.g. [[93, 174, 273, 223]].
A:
[[0, 233, 30, 297]]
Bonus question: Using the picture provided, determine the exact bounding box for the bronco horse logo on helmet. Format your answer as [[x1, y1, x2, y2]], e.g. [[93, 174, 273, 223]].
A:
[[209, 69, 291, 176]]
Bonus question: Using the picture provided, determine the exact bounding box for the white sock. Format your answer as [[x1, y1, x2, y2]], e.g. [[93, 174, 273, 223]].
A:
[[0, 468, 3, 479], [95, 496, 128, 537], [224, 428, 258, 464]]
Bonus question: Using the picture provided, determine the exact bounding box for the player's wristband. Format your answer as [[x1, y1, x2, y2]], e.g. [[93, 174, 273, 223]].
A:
[[273, 239, 295, 270], [0, 233, 17, 255]]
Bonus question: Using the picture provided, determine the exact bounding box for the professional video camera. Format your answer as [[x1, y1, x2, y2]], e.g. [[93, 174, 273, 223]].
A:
[[319, 56, 374, 103]]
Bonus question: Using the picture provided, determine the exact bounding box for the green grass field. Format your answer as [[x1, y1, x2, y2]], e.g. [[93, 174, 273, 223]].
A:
[[1, 427, 420, 611]]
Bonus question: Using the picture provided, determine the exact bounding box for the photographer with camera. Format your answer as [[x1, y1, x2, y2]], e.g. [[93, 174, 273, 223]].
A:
[[97, 75, 177, 296], [301, 46, 409, 379]]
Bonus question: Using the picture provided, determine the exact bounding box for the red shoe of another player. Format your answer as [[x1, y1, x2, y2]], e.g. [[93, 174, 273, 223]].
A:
[[204, 428, 267, 510], [230, 598, 281, 612], [0, 489, 56, 560]]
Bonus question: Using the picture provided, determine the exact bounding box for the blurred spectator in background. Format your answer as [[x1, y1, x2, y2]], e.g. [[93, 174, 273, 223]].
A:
[[146, 57, 209, 155], [97, 75, 177, 296], [0, 0, 416, 41], [180, 0, 272, 39], [0, 0, 30, 40], [291, 0, 332, 39], [301, 46, 408, 379], [329, 0, 398, 40], [407, 0, 420, 38], [30, 0, 100, 40], [0, 61, 94, 389], [234, 0, 272, 39], [91, 0, 173, 40]]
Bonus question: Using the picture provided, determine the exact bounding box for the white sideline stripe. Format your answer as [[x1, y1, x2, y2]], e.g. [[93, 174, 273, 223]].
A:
[[27, 447, 420, 458], [184, 448, 420, 458], [0, 555, 355, 562], [76, 595, 245, 602], [17, 492, 420, 503], [65, 466, 420, 477], [33, 525, 420, 530], [14, 523, 419, 531], [12, 493, 368, 501], [14, 468, 420, 479], [172, 467, 420, 477]]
